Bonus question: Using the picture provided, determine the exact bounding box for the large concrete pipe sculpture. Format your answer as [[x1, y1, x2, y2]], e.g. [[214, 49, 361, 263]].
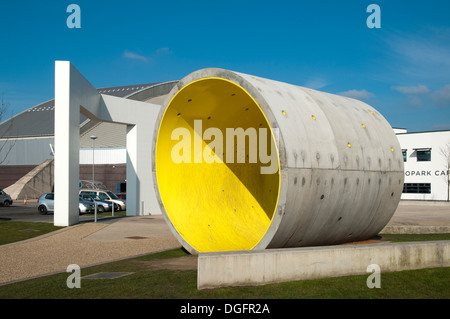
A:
[[153, 68, 404, 254]]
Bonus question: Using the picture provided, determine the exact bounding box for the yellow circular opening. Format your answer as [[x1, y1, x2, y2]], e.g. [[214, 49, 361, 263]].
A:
[[155, 78, 280, 252]]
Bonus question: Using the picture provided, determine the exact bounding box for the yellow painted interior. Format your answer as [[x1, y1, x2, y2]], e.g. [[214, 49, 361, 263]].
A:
[[155, 78, 280, 252]]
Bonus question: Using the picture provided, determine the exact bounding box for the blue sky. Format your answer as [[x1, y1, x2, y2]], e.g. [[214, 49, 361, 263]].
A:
[[1, 0, 449, 132]]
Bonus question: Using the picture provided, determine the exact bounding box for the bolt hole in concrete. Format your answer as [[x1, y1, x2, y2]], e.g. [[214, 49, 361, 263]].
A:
[[156, 78, 280, 253]]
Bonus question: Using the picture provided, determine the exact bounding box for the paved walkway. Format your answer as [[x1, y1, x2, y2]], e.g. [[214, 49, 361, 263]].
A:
[[0, 203, 449, 286], [0, 215, 181, 285], [381, 203, 450, 233]]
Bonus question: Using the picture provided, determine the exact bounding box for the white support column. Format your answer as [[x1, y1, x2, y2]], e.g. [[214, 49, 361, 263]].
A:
[[126, 124, 139, 216], [54, 61, 80, 226], [54, 61, 162, 226], [54, 61, 103, 226]]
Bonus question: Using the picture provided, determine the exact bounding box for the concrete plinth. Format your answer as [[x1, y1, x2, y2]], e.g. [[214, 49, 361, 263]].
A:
[[197, 240, 450, 289]]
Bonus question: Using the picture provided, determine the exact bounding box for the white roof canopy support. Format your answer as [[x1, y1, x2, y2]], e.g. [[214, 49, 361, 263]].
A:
[[54, 61, 161, 226]]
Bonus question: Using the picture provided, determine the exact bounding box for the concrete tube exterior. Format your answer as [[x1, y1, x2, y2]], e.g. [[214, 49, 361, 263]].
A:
[[153, 68, 404, 254]]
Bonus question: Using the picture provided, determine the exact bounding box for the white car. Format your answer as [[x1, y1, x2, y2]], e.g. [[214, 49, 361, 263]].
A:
[[0, 189, 13, 207], [78, 200, 95, 214], [37, 192, 95, 215]]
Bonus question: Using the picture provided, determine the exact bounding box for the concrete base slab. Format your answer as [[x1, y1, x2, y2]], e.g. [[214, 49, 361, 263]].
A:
[[197, 240, 450, 289], [381, 225, 450, 234]]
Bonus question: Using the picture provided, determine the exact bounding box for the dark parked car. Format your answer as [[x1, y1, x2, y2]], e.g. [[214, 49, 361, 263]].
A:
[[0, 189, 13, 206], [79, 193, 118, 212], [79, 189, 126, 211]]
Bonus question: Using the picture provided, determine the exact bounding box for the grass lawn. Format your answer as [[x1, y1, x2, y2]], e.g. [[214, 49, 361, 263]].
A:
[[379, 233, 450, 242], [0, 220, 449, 300], [0, 210, 126, 245], [0, 220, 64, 245], [0, 246, 448, 299]]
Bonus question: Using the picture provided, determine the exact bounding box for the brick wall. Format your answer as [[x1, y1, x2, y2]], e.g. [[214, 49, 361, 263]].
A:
[[79, 164, 126, 193], [0, 165, 37, 189]]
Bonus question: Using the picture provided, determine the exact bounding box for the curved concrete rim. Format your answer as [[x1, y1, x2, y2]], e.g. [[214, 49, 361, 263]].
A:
[[152, 68, 287, 254]]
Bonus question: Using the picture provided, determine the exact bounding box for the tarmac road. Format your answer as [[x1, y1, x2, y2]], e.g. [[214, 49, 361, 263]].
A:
[[0, 201, 118, 223], [0, 202, 51, 223], [2, 200, 450, 226]]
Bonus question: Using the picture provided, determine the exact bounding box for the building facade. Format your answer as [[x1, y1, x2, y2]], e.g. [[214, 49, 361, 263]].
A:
[[395, 129, 450, 201]]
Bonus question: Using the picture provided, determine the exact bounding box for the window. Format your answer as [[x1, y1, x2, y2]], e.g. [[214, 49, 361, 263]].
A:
[[98, 192, 109, 200], [45, 193, 54, 200], [416, 149, 431, 162], [106, 191, 119, 199], [402, 183, 431, 194], [81, 191, 96, 197], [81, 195, 93, 202], [402, 150, 407, 162]]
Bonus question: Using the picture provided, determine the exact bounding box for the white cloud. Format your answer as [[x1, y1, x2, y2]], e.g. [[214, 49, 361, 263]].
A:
[[407, 95, 424, 107], [304, 78, 327, 90], [156, 47, 172, 55], [337, 89, 374, 101], [123, 50, 148, 62], [392, 84, 429, 95], [383, 28, 450, 81], [123, 47, 172, 64], [388, 30, 450, 68], [431, 84, 450, 108]]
